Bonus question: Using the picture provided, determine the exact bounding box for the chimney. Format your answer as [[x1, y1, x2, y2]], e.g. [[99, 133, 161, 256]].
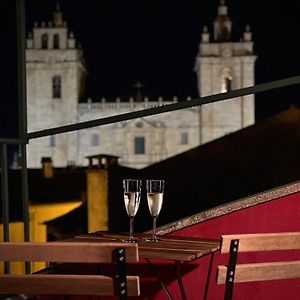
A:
[[41, 157, 53, 178], [86, 155, 118, 232], [87, 154, 119, 170]]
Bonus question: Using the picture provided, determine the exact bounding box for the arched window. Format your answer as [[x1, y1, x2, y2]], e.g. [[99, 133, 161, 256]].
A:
[[225, 77, 232, 92], [52, 76, 61, 98], [221, 68, 232, 93], [41, 33, 48, 49], [53, 34, 59, 49]]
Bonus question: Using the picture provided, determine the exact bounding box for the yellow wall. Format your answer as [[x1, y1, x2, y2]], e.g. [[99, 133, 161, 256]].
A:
[[87, 169, 109, 232], [0, 200, 82, 274], [29, 201, 82, 242], [0, 222, 25, 274]]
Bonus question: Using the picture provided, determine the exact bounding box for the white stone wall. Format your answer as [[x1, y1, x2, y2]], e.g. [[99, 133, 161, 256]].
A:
[[77, 101, 200, 168]]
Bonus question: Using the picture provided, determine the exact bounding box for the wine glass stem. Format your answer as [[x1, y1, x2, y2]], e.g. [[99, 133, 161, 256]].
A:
[[152, 216, 157, 239], [129, 217, 134, 240]]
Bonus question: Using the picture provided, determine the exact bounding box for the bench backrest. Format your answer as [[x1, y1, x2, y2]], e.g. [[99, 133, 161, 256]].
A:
[[216, 232, 300, 300], [0, 241, 140, 299]]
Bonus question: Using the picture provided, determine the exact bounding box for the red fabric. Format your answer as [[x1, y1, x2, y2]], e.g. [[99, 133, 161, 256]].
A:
[[149, 192, 300, 300]]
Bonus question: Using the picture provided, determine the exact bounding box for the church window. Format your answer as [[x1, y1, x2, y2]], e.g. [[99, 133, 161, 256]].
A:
[[52, 76, 61, 98], [221, 68, 233, 93], [225, 77, 232, 91], [91, 134, 100, 146], [41, 33, 48, 49], [134, 137, 145, 154], [53, 34, 60, 49], [180, 132, 188, 144], [49, 135, 56, 147]]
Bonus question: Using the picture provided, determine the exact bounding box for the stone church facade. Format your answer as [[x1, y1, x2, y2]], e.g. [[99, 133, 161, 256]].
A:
[[26, 1, 256, 169]]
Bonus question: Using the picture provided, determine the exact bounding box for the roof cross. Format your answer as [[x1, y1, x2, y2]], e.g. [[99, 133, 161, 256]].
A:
[[133, 81, 144, 102]]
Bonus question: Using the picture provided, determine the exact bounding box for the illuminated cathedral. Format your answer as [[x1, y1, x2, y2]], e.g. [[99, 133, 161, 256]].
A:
[[26, 1, 256, 169]]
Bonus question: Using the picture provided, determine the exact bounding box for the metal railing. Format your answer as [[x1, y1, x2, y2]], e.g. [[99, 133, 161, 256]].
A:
[[1, 0, 300, 274]]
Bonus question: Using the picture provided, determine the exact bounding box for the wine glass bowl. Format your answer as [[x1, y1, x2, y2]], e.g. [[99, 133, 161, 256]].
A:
[[145, 179, 164, 242], [123, 179, 142, 242], [147, 191, 163, 217]]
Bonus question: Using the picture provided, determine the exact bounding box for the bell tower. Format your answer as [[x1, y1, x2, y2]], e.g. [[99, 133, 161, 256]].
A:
[[195, 0, 256, 143], [26, 3, 86, 168]]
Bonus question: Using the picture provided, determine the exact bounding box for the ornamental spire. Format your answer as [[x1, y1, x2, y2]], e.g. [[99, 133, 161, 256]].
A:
[[243, 24, 252, 42], [213, 0, 232, 41], [53, 2, 63, 27], [201, 25, 210, 43]]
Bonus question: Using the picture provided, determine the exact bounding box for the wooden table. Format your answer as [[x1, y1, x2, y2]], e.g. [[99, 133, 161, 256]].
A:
[[75, 231, 220, 262], [75, 232, 220, 299]]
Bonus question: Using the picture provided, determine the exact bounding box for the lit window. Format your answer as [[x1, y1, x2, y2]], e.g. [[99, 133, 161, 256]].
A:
[[53, 34, 59, 49], [52, 76, 61, 98], [49, 135, 56, 147], [225, 77, 232, 91], [180, 132, 188, 144], [91, 134, 99, 146], [41, 33, 48, 49], [134, 137, 145, 154], [221, 68, 232, 93]]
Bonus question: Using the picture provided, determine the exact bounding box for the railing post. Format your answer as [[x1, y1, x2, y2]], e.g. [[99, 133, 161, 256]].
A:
[[0, 142, 10, 274], [20, 144, 30, 273], [16, 0, 30, 273]]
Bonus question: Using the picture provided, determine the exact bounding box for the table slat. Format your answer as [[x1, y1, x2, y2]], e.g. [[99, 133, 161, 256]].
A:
[[75, 232, 220, 262]]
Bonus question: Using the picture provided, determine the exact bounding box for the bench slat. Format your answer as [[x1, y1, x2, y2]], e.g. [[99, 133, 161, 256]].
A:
[[217, 260, 300, 284], [0, 242, 138, 263], [221, 232, 300, 253], [0, 274, 140, 296]]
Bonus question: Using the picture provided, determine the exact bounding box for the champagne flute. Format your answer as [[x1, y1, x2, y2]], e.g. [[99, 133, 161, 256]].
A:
[[145, 179, 164, 242], [123, 179, 142, 242]]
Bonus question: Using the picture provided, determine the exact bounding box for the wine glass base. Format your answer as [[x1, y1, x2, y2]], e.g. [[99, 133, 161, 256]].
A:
[[144, 236, 161, 242], [122, 237, 138, 243]]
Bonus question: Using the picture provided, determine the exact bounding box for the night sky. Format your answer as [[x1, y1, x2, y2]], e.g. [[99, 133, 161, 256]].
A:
[[1, 0, 300, 138]]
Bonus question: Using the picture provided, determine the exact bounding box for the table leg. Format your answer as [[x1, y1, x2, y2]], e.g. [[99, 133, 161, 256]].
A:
[[145, 258, 174, 300], [203, 252, 215, 300], [174, 262, 187, 300]]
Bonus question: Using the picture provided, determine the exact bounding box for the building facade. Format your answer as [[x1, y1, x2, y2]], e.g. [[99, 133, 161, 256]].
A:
[[77, 99, 201, 168], [26, 1, 256, 169]]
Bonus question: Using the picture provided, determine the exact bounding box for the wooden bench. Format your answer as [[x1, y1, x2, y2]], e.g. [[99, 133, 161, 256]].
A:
[[216, 232, 300, 300], [0, 242, 140, 299]]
